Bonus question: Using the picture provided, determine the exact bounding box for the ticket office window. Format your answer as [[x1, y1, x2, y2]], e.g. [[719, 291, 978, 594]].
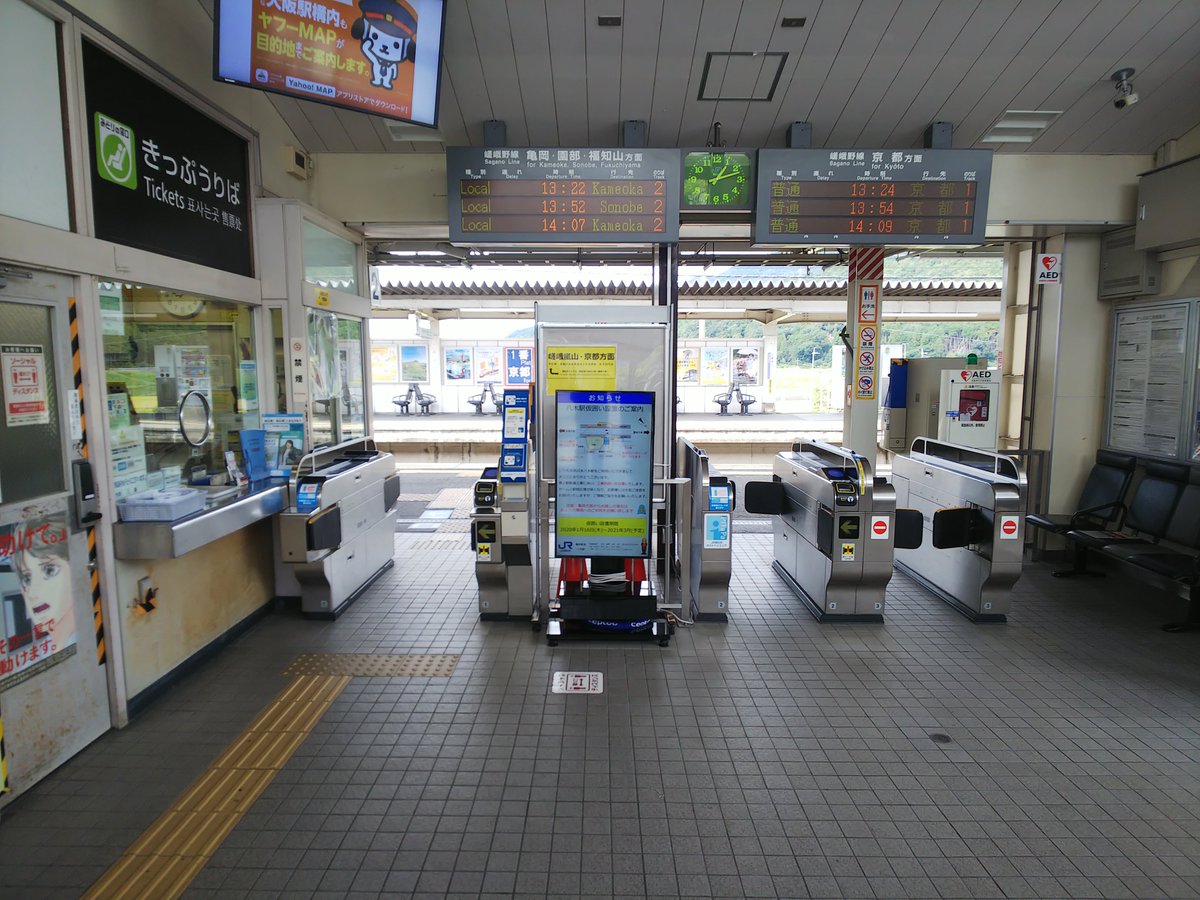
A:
[[99, 284, 260, 495]]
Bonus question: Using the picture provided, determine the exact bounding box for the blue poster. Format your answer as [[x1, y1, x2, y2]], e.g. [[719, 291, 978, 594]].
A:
[[505, 347, 533, 386], [555, 391, 654, 558]]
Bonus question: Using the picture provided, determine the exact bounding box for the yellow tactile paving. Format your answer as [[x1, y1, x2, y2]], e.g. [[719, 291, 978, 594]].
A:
[[283, 652, 460, 677], [83, 673, 348, 900], [85, 654, 459, 900]]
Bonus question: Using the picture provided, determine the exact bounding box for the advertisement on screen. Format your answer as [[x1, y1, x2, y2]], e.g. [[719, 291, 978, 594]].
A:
[[555, 391, 654, 559], [214, 0, 446, 127]]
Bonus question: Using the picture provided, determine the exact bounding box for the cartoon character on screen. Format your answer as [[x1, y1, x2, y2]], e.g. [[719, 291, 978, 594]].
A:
[[351, 0, 419, 90]]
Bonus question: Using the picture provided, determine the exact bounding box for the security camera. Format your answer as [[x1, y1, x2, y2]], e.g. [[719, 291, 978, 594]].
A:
[[1114, 90, 1139, 110], [1111, 67, 1138, 110]]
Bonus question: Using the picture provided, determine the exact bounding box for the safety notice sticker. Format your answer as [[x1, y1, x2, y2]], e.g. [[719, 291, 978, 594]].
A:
[[552, 672, 604, 694], [841, 543, 856, 562]]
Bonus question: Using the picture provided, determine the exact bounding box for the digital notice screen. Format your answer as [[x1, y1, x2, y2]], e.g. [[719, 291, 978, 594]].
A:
[[755, 149, 992, 245], [555, 391, 655, 558], [447, 148, 680, 244], [213, 0, 446, 127]]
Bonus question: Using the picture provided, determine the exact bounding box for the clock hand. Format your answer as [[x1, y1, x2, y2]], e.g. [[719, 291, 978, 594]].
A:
[[710, 169, 739, 184]]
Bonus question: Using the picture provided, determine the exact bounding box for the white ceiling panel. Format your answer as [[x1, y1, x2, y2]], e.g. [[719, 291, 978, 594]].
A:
[[545, 0, 591, 146], [671, 0, 746, 147], [733, 1, 814, 147], [585, 0, 626, 146], [825, 0, 940, 147], [434, 67, 470, 146], [617, 0, 665, 126], [882, 0, 1017, 147], [934, 0, 1060, 147], [507, 0, 558, 146], [646, 1, 704, 146], [441, 0, 492, 142], [259, 0, 1198, 157], [807, 0, 904, 146], [268, 95, 329, 152], [763, 1, 862, 143], [848, 0, 981, 146], [466, 1, 528, 145]]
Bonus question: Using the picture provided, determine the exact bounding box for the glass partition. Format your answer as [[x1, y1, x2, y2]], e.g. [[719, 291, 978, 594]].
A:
[[270, 306, 287, 413], [307, 309, 366, 445], [302, 220, 358, 294], [99, 283, 259, 495]]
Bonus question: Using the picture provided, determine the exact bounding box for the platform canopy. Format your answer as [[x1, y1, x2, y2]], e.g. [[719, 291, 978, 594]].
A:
[[373, 269, 1001, 323]]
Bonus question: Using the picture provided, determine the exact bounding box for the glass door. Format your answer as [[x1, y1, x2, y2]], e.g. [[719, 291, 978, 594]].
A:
[[0, 271, 111, 802]]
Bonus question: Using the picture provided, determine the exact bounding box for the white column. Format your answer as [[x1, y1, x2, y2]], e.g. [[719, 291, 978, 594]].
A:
[[761, 320, 778, 413], [1030, 233, 1108, 514]]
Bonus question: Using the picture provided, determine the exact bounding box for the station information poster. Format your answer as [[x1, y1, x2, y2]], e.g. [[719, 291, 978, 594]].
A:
[[555, 391, 654, 558], [1108, 304, 1188, 458]]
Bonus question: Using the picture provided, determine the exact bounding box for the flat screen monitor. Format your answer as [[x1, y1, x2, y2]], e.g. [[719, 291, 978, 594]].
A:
[[213, 0, 446, 127], [555, 391, 655, 559]]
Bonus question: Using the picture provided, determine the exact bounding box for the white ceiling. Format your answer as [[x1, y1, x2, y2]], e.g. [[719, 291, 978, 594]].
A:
[[267, 0, 1200, 156]]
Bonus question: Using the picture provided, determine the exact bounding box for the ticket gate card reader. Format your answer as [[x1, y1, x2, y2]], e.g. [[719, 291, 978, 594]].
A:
[[472, 474, 534, 620], [745, 439, 922, 622], [890, 438, 1026, 622], [276, 438, 399, 618]]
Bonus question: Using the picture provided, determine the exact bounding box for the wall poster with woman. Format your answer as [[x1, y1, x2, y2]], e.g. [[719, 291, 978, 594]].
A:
[[0, 501, 77, 685]]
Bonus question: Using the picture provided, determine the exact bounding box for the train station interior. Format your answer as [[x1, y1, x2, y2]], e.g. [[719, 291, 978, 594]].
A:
[[1, 1, 1199, 898]]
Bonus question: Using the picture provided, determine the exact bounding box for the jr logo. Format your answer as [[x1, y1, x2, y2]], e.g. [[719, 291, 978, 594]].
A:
[[94, 112, 137, 190], [557, 541, 574, 552]]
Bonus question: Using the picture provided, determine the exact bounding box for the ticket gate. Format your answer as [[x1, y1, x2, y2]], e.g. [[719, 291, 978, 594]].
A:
[[275, 437, 400, 618], [744, 439, 922, 622], [676, 437, 733, 621], [470, 472, 534, 620], [890, 438, 1027, 622]]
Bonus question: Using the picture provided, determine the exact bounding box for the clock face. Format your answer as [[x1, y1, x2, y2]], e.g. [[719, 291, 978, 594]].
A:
[[160, 295, 205, 319], [682, 150, 754, 210]]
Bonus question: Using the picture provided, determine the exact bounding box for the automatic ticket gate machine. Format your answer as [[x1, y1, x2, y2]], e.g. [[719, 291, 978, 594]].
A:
[[275, 436, 400, 617], [471, 470, 534, 619], [471, 388, 535, 620], [676, 437, 734, 621], [745, 439, 921, 622], [890, 438, 1027, 622]]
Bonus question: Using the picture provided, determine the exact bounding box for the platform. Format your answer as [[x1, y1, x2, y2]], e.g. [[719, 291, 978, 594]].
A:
[[374, 410, 843, 467], [0, 474, 1198, 899]]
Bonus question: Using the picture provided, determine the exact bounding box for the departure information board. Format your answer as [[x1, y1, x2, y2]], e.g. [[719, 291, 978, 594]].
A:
[[447, 148, 680, 244], [755, 149, 992, 245]]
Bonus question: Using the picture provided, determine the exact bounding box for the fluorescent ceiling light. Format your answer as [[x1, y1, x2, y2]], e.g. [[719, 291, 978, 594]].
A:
[[981, 109, 1062, 144]]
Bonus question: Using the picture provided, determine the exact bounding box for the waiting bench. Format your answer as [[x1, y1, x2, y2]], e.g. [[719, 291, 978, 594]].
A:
[[1053, 460, 1200, 632], [714, 383, 756, 415], [392, 383, 436, 416], [468, 382, 501, 416]]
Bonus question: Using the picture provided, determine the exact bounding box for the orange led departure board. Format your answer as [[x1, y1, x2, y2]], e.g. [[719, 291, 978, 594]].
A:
[[755, 149, 992, 245], [447, 148, 680, 244]]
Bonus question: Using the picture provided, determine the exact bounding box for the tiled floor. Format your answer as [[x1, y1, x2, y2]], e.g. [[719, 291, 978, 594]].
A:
[[1, 518, 1199, 898]]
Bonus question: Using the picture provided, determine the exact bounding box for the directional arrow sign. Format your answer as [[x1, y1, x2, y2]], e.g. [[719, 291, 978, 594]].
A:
[[839, 516, 860, 539]]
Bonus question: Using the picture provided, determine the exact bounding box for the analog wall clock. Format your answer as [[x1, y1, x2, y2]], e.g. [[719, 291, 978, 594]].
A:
[[160, 294, 205, 319], [682, 150, 754, 211]]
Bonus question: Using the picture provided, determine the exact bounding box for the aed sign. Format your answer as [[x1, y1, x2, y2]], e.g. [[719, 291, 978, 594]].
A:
[[1036, 254, 1062, 284]]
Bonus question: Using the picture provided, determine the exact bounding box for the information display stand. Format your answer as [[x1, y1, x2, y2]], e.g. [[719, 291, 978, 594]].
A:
[[532, 307, 674, 646]]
